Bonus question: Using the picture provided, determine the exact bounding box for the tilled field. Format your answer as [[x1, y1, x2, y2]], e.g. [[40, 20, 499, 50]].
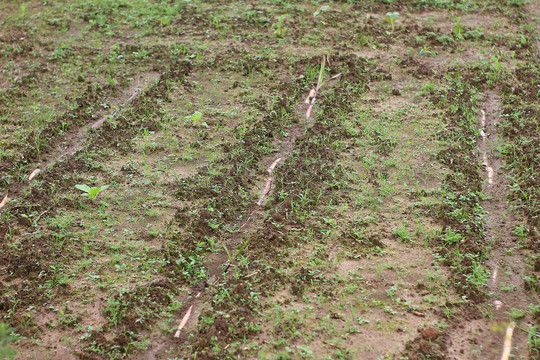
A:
[[0, 1, 539, 359]]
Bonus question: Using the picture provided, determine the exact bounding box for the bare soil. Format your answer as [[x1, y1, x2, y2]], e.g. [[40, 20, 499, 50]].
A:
[[0, 1, 539, 359]]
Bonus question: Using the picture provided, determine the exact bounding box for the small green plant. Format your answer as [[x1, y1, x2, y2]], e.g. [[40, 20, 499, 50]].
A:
[[190, 111, 202, 124], [512, 224, 528, 239], [222, 244, 233, 263], [75, 184, 110, 200], [507, 307, 526, 320], [453, 18, 464, 39], [385, 12, 399, 33], [491, 55, 503, 73], [58, 310, 77, 327], [274, 15, 289, 38], [19, 3, 28, 18], [419, 46, 436, 57], [529, 325, 540, 358], [187, 111, 208, 128], [393, 225, 413, 243]]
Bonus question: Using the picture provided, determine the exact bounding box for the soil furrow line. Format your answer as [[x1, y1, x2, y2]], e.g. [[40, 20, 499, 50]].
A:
[[147, 79, 341, 357], [171, 105, 307, 332], [447, 91, 534, 359], [48, 72, 161, 170], [480, 91, 533, 360], [0, 72, 161, 207]]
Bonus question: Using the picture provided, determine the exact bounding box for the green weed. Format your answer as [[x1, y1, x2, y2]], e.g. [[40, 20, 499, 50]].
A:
[[75, 184, 110, 200]]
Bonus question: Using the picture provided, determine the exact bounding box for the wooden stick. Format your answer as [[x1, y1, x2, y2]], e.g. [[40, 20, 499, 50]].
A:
[[500, 321, 515, 360], [244, 271, 258, 278], [0, 194, 7, 210], [238, 211, 254, 230], [268, 158, 282, 174], [305, 88, 317, 120], [304, 88, 316, 104], [257, 158, 282, 205], [174, 305, 193, 338], [480, 109, 486, 129], [257, 177, 272, 206], [28, 168, 41, 181]]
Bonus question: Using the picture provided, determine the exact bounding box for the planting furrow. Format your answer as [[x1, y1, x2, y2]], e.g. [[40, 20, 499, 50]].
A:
[[0, 72, 160, 210], [52, 72, 161, 167], [0, 63, 194, 358], [139, 56, 371, 359], [446, 92, 534, 359], [146, 83, 333, 358], [185, 59, 373, 359]]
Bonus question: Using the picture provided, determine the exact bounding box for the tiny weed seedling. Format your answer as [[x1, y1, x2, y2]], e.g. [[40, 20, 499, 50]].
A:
[[187, 111, 208, 128], [19, 3, 28, 18], [491, 55, 503, 73], [274, 15, 289, 38], [75, 184, 110, 200], [453, 18, 464, 39], [385, 12, 399, 34]]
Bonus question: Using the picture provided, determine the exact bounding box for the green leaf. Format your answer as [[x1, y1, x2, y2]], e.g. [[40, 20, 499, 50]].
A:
[[191, 111, 202, 125], [316, 55, 326, 90], [75, 184, 109, 200], [75, 184, 91, 193], [386, 12, 399, 21], [453, 23, 463, 36], [88, 188, 100, 200]]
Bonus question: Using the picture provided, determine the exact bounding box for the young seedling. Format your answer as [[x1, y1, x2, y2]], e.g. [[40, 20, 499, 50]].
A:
[[491, 55, 503, 73], [453, 18, 464, 40], [190, 111, 202, 125], [75, 184, 110, 200], [274, 15, 289, 38], [19, 3, 28, 18], [385, 12, 399, 34], [305, 55, 342, 120], [187, 111, 208, 128]]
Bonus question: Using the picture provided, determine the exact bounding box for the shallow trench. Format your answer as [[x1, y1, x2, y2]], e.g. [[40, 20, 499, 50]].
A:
[[135, 82, 331, 358], [0, 72, 161, 210], [446, 92, 535, 360]]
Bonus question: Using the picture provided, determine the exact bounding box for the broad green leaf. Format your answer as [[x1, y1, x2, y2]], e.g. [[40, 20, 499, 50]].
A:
[[75, 184, 91, 193], [191, 111, 202, 125], [88, 188, 100, 200], [386, 12, 399, 20]]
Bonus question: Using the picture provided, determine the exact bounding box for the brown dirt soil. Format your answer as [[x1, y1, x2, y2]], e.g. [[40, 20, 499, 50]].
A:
[[1, 1, 539, 359]]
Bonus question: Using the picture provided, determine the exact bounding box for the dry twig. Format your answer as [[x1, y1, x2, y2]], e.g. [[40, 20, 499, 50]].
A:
[[174, 305, 193, 338], [500, 322, 515, 360], [28, 168, 41, 181], [0, 194, 7, 210]]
